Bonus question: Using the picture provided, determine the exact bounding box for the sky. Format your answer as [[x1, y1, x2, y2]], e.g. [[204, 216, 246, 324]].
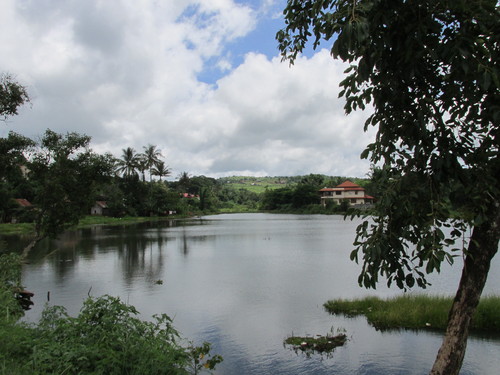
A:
[[0, 0, 376, 179]]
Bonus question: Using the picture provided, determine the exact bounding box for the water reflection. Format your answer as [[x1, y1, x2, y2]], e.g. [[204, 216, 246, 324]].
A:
[[14, 214, 500, 374]]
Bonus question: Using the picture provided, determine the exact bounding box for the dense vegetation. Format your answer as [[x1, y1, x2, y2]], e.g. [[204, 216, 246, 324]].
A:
[[0, 133, 372, 232], [0, 253, 222, 375]]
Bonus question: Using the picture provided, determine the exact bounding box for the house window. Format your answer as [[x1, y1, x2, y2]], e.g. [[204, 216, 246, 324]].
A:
[[351, 199, 357, 203], [355, 191, 358, 195], [336, 191, 341, 195]]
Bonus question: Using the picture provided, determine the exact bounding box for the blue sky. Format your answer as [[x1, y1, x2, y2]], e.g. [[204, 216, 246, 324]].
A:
[[0, 0, 374, 178]]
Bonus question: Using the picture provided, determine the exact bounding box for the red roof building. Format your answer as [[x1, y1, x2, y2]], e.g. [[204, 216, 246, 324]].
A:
[[14, 198, 32, 207], [90, 201, 108, 216], [319, 180, 374, 206]]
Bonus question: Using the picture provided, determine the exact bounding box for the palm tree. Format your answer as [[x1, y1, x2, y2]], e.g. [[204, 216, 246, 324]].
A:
[[116, 147, 140, 178], [137, 156, 148, 182], [151, 161, 171, 181], [142, 144, 163, 181]]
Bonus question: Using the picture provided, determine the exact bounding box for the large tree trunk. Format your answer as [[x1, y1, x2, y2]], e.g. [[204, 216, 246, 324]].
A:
[[430, 204, 500, 375]]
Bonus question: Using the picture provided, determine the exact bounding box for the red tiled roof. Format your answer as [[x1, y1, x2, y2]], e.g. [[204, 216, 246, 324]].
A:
[[319, 181, 364, 192], [336, 180, 361, 188], [181, 193, 199, 198], [15, 198, 32, 207], [95, 201, 108, 208]]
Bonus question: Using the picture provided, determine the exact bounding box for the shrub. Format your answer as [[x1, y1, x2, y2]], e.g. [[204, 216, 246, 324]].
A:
[[0, 252, 24, 322], [28, 295, 222, 375]]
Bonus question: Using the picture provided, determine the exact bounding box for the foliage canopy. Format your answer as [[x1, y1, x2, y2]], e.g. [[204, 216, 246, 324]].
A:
[[278, 0, 499, 289], [278, 1, 499, 373], [0, 74, 29, 121]]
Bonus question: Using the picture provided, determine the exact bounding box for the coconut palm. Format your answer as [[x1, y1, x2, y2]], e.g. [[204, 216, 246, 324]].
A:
[[142, 144, 163, 181], [137, 156, 148, 182], [151, 161, 171, 181], [116, 147, 140, 178]]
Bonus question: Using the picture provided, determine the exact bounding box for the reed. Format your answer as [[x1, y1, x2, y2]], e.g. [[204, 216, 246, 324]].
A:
[[324, 294, 500, 332]]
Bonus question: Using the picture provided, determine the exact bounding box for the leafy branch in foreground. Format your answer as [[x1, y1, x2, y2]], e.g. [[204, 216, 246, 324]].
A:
[[278, 1, 499, 374]]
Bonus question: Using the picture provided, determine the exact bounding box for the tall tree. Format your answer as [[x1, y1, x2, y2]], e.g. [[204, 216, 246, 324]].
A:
[[0, 132, 34, 223], [0, 73, 29, 121], [116, 147, 140, 179], [151, 161, 171, 181], [25, 130, 114, 255], [277, 1, 499, 374], [142, 144, 163, 181]]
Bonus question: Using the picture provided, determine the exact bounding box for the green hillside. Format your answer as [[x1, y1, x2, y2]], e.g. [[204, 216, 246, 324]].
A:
[[218, 175, 369, 194], [217, 176, 297, 194]]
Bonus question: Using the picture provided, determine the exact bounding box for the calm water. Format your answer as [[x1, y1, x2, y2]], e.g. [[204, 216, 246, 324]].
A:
[[14, 214, 500, 374]]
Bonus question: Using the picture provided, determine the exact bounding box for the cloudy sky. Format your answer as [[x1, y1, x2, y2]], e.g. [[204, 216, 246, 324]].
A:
[[0, 0, 376, 179]]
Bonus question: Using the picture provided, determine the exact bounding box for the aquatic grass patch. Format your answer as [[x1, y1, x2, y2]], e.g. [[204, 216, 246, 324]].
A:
[[470, 295, 500, 332], [324, 295, 500, 332]]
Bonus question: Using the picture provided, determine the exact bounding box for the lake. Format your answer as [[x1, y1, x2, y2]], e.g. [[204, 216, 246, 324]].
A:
[[16, 213, 500, 374]]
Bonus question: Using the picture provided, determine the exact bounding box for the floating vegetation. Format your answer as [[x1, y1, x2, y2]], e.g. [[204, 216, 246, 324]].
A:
[[284, 327, 347, 357]]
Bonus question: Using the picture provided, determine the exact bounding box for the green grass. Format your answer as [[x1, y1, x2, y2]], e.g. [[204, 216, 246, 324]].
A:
[[0, 216, 182, 236], [0, 223, 35, 236], [220, 176, 295, 194], [76, 215, 168, 228], [219, 206, 260, 213], [324, 295, 500, 332]]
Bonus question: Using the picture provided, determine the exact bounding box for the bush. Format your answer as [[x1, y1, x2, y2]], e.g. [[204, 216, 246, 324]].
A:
[[28, 295, 222, 375], [0, 252, 24, 322], [0, 251, 223, 374], [0, 294, 222, 375]]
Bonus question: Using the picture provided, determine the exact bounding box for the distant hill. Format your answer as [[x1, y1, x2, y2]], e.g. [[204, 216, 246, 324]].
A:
[[217, 175, 369, 194], [217, 176, 295, 194]]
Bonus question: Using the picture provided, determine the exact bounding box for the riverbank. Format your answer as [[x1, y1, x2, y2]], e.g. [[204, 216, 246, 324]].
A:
[[324, 295, 500, 332], [0, 215, 189, 236]]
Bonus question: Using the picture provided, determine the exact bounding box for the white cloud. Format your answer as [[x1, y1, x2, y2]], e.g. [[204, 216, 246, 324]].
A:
[[0, 0, 375, 178]]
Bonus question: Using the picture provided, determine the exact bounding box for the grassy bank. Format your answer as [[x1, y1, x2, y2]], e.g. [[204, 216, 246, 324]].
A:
[[0, 222, 34, 236], [324, 295, 500, 332], [76, 215, 172, 228], [0, 216, 183, 236]]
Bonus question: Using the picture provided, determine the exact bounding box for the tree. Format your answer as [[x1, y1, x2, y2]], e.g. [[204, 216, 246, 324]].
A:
[[151, 160, 171, 181], [277, 1, 499, 374], [0, 73, 29, 121], [0, 74, 32, 221], [292, 183, 320, 208], [142, 144, 163, 181], [0, 132, 34, 222], [299, 173, 326, 188], [25, 130, 114, 255], [144, 182, 172, 216], [177, 171, 191, 192], [116, 147, 140, 179]]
